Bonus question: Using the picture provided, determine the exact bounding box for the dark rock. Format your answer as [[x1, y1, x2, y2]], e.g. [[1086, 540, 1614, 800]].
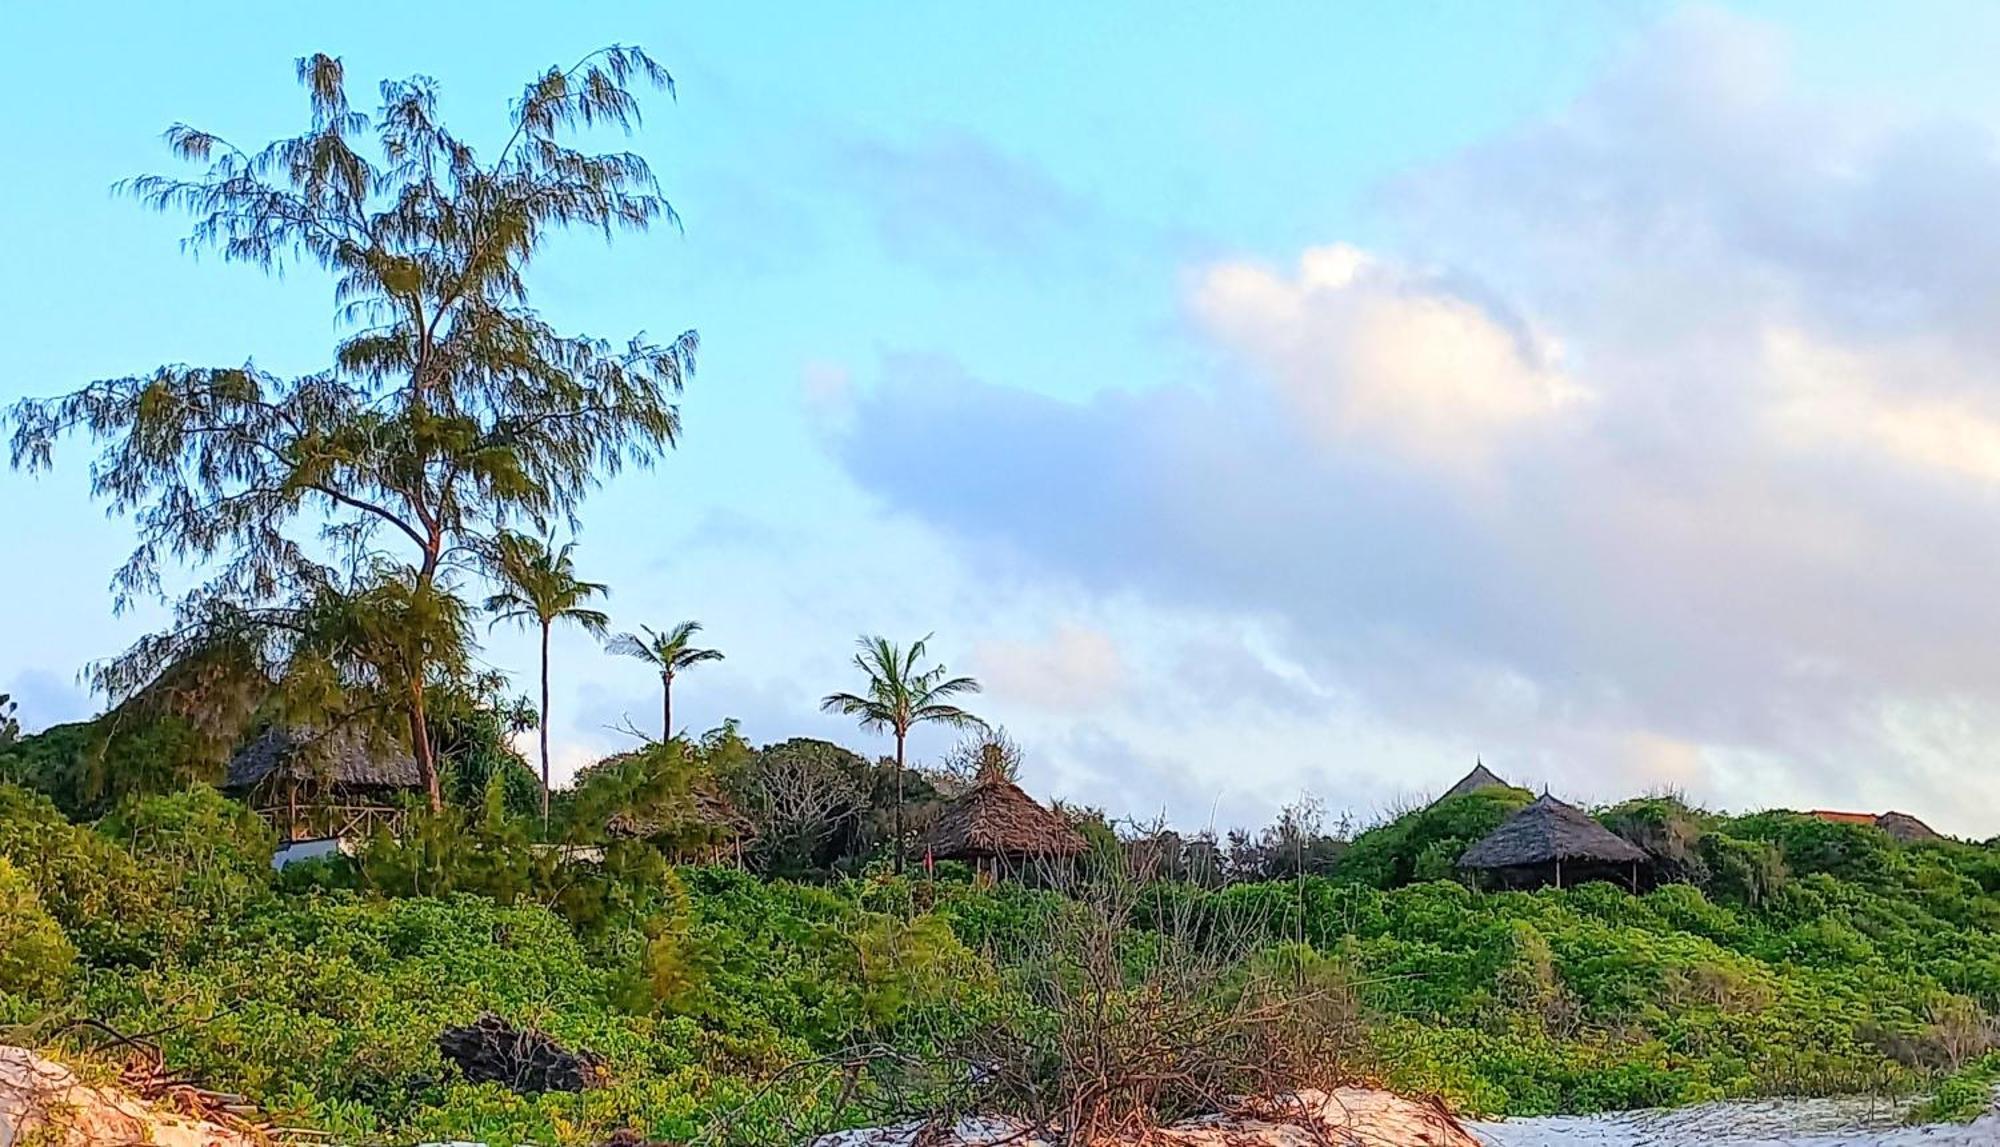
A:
[[437, 1012, 608, 1094]]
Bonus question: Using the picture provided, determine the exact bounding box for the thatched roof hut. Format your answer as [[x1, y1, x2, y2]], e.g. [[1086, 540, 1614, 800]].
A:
[[224, 726, 423, 793], [223, 726, 423, 840], [928, 774, 1087, 871], [1458, 793, 1649, 891], [1874, 811, 1943, 843], [603, 782, 746, 858], [1438, 761, 1512, 803], [1810, 809, 1943, 843]]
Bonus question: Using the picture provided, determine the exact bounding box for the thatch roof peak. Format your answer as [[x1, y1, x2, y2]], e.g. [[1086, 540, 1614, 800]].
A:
[[930, 773, 1086, 861], [1812, 808, 1943, 843], [1438, 761, 1512, 803], [223, 726, 423, 793], [1874, 811, 1942, 842], [1459, 793, 1647, 870]]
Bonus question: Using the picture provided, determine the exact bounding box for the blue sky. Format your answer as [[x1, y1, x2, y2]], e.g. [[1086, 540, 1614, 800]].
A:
[[10, 3, 2000, 835]]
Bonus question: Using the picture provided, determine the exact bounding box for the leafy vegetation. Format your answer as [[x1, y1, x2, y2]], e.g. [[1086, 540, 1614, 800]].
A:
[[1, 760, 1998, 1144]]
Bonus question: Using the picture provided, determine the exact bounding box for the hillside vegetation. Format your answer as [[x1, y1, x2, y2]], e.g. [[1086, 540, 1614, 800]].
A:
[[2, 737, 1998, 1145]]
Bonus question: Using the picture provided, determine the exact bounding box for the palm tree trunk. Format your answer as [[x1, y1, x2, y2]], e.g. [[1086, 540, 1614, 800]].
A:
[[662, 671, 673, 742], [893, 727, 906, 875], [539, 621, 552, 830]]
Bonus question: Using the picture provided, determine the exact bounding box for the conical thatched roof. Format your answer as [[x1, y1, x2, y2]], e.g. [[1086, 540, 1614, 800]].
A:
[[1440, 761, 1511, 802], [1874, 811, 1943, 843], [223, 726, 423, 793], [929, 775, 1087, 861], [604, 782, 745, 840], [1458, 793, 1647, 870], [1810, 809, 1944, 843]]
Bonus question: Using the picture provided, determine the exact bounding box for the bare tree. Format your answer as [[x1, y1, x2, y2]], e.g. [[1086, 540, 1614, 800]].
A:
[[736, 741, 866, 874], [927, 725, 1023, 797]]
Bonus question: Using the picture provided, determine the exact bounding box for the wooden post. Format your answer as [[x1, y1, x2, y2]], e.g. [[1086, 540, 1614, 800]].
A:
[[1555, 857, 1563, 890]]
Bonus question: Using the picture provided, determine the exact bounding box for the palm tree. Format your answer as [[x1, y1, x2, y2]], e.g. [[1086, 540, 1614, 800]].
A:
[[484, 532, 611, 824], [607, 621, 724, 740], [821, 634, 986, 873]]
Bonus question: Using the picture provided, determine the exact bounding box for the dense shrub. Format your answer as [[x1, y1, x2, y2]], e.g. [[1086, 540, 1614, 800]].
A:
[[100, 785, 276, 920], [1336, 787, 1532, 890], [0, 857, 75, 999], [0, 782, 172, 963], [5, 770, 2000, 1142]]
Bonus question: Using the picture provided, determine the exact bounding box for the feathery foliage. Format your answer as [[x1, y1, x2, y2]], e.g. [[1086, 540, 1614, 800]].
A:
[[6, 48, 697, 808]]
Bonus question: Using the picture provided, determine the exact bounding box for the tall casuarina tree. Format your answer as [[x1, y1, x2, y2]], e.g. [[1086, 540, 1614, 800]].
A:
[[821, 634, 985, 873], [483, 532, 609, 824], [6, 48, 697, 810], [607, 621, 722, 740]]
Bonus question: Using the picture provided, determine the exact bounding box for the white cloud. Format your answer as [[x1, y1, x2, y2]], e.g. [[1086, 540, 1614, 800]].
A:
[[974, 624, 1127, 712], [801, 359, 856, 415], [1762, 326, 2000, 485], [1192, 244, 1586, 470]]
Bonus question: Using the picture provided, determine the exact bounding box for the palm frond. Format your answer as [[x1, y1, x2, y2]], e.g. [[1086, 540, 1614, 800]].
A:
[[670, 645, 725, 670], [827, 633, 982, 739], [821, 690, 891, 732], [910, 702, 987, 733], [564, 607, 612, 638], [606, 629, 660, 663]]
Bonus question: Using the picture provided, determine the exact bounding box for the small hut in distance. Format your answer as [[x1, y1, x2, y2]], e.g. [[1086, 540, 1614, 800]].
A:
[[928, 768, 1087, 880], [223, 726, 425, 841], [1458, 792, 1649, 891], [1809, 809, 1943, 844], [1434, 760, 1513, 805]]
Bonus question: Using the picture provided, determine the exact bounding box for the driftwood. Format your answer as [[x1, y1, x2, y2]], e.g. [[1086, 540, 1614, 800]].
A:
[[47, 1017, 313, 1140], [437, 1012, 608, 1094]]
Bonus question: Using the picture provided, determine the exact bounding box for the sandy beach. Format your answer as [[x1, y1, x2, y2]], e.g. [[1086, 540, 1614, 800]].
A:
[[1473, 1094, 2000, 1146]]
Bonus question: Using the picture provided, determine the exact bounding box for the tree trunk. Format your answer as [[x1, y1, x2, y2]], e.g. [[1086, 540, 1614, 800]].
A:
[[412, 556, 444, 813], [662, 671, 673, 742], [893, 727, 906, 875], [539, 621, 552, 830], [410, 679, 441, 812]]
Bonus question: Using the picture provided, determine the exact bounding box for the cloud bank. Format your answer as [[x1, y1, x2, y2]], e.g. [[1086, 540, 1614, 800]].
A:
[[833, 10, 2000, 835]]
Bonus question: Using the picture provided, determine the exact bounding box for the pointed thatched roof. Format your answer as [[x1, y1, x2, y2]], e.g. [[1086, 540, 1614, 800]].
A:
[[929, 775, 1087, 861], [1810, 809, 1944, 843], [223, 726, 424, 793], [603, 782, 745, 841], [1874, 811, 1943, 843], [1459, 793, 1647, 870], [1440, 761, 1511, 802]]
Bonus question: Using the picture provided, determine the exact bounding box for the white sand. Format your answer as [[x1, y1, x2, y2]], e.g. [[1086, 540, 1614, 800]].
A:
[[1472, 1093, 2000, 1146], [0, 1045, 256, 1147]]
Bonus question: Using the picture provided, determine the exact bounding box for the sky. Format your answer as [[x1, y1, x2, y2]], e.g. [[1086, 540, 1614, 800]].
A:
[[9, 2, 2000, 836]]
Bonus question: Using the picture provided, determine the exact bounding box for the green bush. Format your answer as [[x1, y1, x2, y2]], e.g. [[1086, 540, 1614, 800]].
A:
[[1336, 787, 1532, 890], [0, 856, 75, 998], [101, 784, 276, 920], [0, 782, 174, 963]]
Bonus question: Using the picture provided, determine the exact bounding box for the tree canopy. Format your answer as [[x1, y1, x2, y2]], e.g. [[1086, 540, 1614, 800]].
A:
[[7, 47, 697, 806]]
